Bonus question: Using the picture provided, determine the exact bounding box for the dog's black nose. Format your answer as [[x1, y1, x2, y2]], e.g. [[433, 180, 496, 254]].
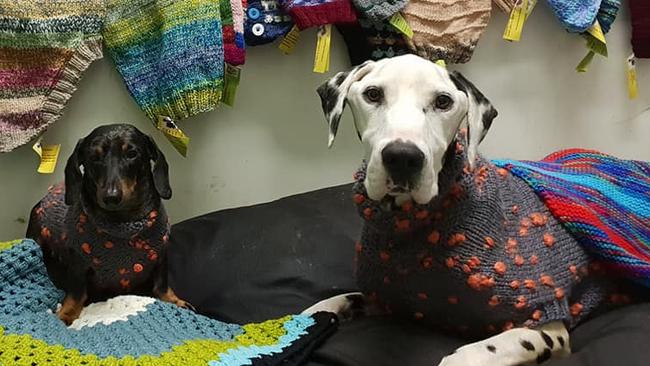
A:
[[102, 187, 122, 207], [382, 141, 425, 186]]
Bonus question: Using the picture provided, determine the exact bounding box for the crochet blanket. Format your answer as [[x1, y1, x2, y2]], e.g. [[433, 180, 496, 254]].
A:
[[0, 239, 336, 365], [494, 149, 650, 287]]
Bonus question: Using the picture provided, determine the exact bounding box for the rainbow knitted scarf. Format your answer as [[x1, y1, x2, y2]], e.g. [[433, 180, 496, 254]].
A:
[[494, 149, 650, 286], [0, 1, 104, 152], [0, 239, 336, 365], [102, 0, 225, 122]]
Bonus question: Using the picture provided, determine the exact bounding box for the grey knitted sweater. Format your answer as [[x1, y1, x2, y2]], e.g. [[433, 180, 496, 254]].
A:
[[353, 141, 636, 337], [31, 183, 170, 295]]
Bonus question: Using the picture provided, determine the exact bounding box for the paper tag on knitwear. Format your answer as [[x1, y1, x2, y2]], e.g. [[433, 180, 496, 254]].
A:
[[222, 64, 241, 107], [503, 0, 536, 42], [156, 116, 189, 157], [313, 25, 331, 74], [575, 51, 595, 73], [279, 25, 300, 55], [435, 59, 447, 68], [584, 20, 607, 57], [389, 12, 413, 38], [32, 137, 60, 174], [627, 54, 639, 100]]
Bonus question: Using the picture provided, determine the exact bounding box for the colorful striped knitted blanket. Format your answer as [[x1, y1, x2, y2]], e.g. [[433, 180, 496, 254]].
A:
[[494, 149, 650, 287], [103, 0, 225, 122], [0, 239, 336, 365], [0, 1, 104, 152]]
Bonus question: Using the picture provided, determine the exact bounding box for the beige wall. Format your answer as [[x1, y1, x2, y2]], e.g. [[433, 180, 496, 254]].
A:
[[1, 5, 649, 239]]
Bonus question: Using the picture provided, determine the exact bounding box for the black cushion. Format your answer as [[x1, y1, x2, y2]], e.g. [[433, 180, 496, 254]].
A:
[[169, 184, 650, 366]]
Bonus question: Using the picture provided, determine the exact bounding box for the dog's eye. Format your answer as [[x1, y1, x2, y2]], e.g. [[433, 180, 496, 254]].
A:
[[125, 149, 138, 159], [435, 94, 453, 110], [363, 87, 384, 104]]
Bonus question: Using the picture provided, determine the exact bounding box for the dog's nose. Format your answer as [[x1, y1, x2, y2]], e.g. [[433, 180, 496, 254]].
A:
[[382, 141, 425, 186], [102, 187, 122, 207]]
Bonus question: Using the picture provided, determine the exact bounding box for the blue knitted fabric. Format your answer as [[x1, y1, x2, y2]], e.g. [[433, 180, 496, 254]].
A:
[[595, 0, 621, 33], [244, 0, 294, 46], [0, 239, 336, 365], [547, 0, 602, 33]]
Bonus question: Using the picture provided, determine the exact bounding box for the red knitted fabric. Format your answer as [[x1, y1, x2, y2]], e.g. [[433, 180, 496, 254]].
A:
[[288, 1, 357, 30], [630, 0, 650, 58]]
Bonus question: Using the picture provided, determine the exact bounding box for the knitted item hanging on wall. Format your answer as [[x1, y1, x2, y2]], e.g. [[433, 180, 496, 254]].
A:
[[222, 0, 246, 65], [546, 0, 602, 33], [244, 0, 294, 46], [594, 0, 620, 34], [337, 17, 409, 66], [494, 150, 650, 287], [352, 0, 408, 21], [103, 0, 224, 122], [281, 0, 358, 30], [629, 0, 650, 58], [0, 239, 338, 365], [401, 0, 493, 64], [0, 1, 105, 153]]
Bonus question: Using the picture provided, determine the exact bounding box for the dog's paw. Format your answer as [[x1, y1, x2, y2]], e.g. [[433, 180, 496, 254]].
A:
[[172, 298, 196, 312], [156, 287, 196, 312], [57, 305, 83, 326]]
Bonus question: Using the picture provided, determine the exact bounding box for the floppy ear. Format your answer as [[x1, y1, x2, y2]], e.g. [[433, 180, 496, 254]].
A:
[[316, 60, 375, 147], [449, 71, 498, 169], [146, 136, 172, 200], [64, 139, 84, 205]]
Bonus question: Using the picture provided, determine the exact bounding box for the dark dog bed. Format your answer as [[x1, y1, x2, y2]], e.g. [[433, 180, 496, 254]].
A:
[[169, 184, 650, 366]]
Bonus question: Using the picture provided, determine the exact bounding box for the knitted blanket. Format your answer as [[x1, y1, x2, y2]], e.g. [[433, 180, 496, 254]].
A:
[[494, 149, 650, 287], [0, 239, 336, 365]]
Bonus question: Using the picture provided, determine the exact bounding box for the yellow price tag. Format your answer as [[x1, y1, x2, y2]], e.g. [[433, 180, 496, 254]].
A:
[[576, 51, 595, 73], [32, 138, 60, 174], [156, 116, 190, 157], [389, 12, 413, 39], [222, 63, 241, 107], [279, 25, 300, 55], [627, 54, 638, 100], [503, 0, 535, 42], [587, 21, 606, 44], [313, 25, 331, 74], [435, 59, 446, 68]]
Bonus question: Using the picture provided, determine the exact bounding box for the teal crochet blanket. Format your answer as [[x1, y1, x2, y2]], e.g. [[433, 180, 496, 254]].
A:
[[0, 239, 336, 365]]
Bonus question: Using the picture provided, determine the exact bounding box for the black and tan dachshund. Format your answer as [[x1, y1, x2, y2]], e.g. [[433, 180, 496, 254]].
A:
[[27, 124, 191, 325]]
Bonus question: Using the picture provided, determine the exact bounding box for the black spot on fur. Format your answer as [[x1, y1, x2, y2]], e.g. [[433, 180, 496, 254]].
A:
[[481, 107, 498, 133], [334, 72, 349, 87], [536, 348, 552, 364], [520, 340, 535, 352], [317, 83, 339, 116], [540, 331, 554, 349], [486, 345, 496, 353], [449, 71, 489, 105], [557, 336, 565, 348]]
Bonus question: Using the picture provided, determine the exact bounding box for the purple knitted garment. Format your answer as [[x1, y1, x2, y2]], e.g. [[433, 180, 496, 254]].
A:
[[352, 138, 642, 338], [31, 183, 170, 295]]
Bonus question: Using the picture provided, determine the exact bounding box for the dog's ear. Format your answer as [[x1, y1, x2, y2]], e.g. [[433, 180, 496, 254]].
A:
[[317, 60, 375, 147], [146, 136, 172, 200], [64, 139, 84, 205], [449, 71, 498, 168]]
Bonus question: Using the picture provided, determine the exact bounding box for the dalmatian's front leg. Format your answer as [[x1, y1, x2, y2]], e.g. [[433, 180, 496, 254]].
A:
[[438, 321, 571, 366]]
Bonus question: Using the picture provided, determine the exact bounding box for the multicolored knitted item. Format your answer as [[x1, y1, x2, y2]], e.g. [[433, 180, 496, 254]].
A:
[[0, 1, 104, 153], [222, 0, 246, 65], [337, 17, 409, 65], [494, 149, 650, 287], [595, 0, 620, 33], [244, 0, 294, 46], [0, 239, 337, 365], [102, 0, 224, 122], [546, 0, 602, 33]]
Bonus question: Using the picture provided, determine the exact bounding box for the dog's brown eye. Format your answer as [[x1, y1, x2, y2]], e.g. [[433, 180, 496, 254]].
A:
[[125, 149, 138, 159], [363, 87, 383, 103], [435, 94, 453, 110]]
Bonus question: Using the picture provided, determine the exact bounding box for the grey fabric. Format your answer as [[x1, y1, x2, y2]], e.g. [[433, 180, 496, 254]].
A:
[[352, 140, 636, 338], [352, 0, 409, 21]]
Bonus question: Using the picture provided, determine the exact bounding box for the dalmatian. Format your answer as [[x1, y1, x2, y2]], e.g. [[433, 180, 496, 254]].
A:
[[302, 54, 643, 365]]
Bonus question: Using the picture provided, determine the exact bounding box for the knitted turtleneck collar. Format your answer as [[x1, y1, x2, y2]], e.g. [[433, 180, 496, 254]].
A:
[[352, 138, 473, 233], [78, 193, 163, 240]]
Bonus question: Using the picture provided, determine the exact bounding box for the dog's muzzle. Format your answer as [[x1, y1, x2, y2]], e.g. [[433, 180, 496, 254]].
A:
[[381, 141, 424, 191]]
